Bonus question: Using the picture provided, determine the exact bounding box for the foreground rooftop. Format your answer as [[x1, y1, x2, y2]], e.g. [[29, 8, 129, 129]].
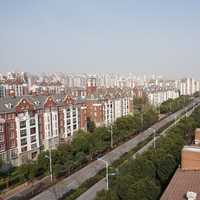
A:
[[160, 168, 200, 200]]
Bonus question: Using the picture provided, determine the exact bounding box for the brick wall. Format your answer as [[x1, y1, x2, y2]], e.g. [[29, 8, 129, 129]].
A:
[[182, 147, 200, 170]]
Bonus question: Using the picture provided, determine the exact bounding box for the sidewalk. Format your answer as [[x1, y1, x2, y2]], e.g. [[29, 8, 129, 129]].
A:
[[1, 176, 50, 200]]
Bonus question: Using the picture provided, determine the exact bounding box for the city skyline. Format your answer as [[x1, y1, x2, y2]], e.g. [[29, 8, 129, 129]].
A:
[[0, 1, 200, 78]]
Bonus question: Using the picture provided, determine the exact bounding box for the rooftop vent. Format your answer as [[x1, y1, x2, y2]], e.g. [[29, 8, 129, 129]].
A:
[[4, 103, 13, 109], [56, 98, 61, 103], [186, 191, 197, 200], [33, 101, 40, 105]]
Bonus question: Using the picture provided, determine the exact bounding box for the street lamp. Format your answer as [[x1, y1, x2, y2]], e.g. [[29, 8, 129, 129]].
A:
[[149, 127, 156, 150], [157, 106, 160, 116], [45, 148, 53, 183], [110, 124, 113, 149], [174, 114, 178, 125], [141, 112, 144, 130], [98, 158, 109, 190]]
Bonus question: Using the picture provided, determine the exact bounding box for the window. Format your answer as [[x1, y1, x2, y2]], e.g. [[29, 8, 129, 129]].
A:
[[30, 118, 35, 126], [20, 121, 26, 129], [21, 146, 27, 152], [0, 143, 5, 151], [73, 124, 77, 130], [0, 134, 3, 142], [11, 150, 17, 159], [20, 129, 26, 137], [21, 138, 27, 146], [73, 112, 76, 117], [67, 133, 71, 137], [7, 114, 14, 119], [30, 127, 36, 135], [10, 122, 15, 129], [67, 119, 71, 125], [67, 112, 70, 118], [31, 135, 36, 143], [0, 124, 3, 132], [31, 143, 37, 150], [10, 139, 15, 147], [31, 151, 37, 159]]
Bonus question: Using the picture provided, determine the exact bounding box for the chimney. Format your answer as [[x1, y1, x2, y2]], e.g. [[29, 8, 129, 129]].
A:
[[182, 146, 200, 170], [186, 191, 197, 200], [194, 128, 200, 145], [10, 89, 15, 97]]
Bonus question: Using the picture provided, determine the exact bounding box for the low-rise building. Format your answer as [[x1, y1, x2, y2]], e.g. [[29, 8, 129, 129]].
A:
[[161, 129, 200, 200]]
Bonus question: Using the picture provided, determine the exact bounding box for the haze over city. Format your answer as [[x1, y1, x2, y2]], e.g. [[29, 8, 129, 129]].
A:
[[1, 1, 200, 200], [0, 1, 200, 78]]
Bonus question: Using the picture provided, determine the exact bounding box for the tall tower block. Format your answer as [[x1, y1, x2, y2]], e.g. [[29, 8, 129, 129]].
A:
[[86, 77, 97, 96]]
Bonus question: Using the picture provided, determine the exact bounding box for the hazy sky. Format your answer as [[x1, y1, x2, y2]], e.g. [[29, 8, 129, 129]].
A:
[[0, 0, 200, 78]]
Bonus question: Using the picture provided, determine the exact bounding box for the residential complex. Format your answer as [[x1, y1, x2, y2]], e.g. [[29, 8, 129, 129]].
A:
[[0, 92, 133, 166], [1, 72, 200, 108], [0, 72, 200, 167], [145, 87, 179, 106]]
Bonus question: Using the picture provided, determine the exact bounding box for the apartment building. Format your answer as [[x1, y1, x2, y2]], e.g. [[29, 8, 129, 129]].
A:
[[86, 98, 104, 127], [146, 87, 179, 106], [0, 92, 133, 166], [15, 98, 40, 165], [0, 95, 80, 166], [104, 96, 132, 127], [0, 81, 28, 97], [180, 78, 200, 96], [104, 99, 114, 126]]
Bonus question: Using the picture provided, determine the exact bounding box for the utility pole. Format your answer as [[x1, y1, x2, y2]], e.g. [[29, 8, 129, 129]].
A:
[[49, 147, 53, 183], [170, 101, 172, 112], [153, 129, 156, 150], [98, 158, 109, 190], [150, 127, 156, 150], [140, 104, 144, 130], [141, 113, 144, 130], [49, 105, 53, 183], [45, 145, 53, 183], [174, 115, 177, 125], [110, 124, 113, 149]]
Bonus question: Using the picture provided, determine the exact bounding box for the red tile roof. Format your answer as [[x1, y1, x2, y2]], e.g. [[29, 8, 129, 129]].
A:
[[161, 168, 200, 200]]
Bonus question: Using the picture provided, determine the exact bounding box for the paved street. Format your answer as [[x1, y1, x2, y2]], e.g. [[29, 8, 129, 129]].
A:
[[10, 98, 199, 200], [76, 102, 199, 200], [76, 178, 107, 200]]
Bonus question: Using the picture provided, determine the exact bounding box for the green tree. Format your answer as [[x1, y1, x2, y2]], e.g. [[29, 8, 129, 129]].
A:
[[156, 154, 177, 186], [114, 175, 135, 200], [95, 190, 119, 200], [126, 177, 160, 200], [72, 131, 91, 154], [87, 117, 96, 133]]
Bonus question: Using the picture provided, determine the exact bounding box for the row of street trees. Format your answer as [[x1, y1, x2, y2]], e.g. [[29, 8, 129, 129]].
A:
[[160, 95, 191, 114], [0, 106, 158, 191], [95, 106, 200, 200]]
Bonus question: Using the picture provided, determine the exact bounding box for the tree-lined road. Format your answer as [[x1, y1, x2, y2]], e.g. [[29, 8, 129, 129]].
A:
[[76, 102, 198, 200], [24, 98, 199, 200]]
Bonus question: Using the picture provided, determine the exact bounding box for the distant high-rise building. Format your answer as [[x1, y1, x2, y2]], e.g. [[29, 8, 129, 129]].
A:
[[86, 77, 97, 96]]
